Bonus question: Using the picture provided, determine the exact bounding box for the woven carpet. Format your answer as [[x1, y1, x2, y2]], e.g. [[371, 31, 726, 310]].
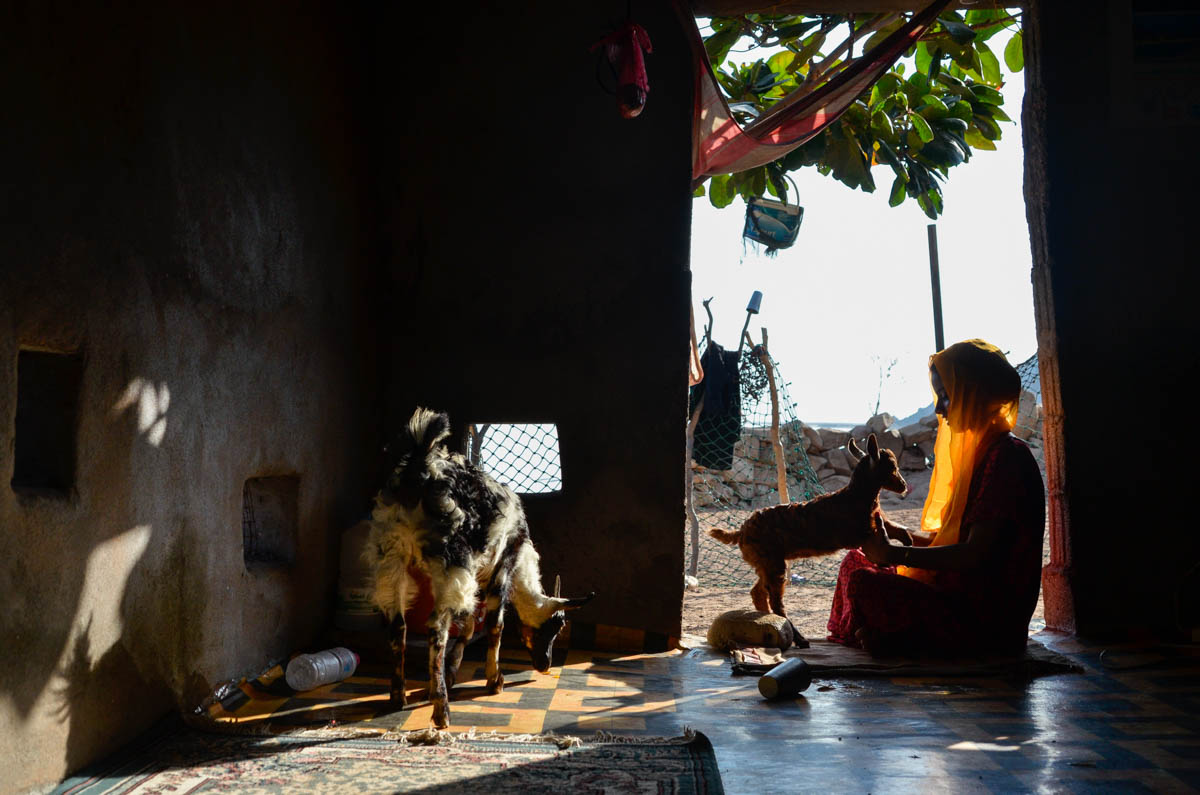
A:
[[51, 721, 723, 794], [726, 637, 1085, 677]]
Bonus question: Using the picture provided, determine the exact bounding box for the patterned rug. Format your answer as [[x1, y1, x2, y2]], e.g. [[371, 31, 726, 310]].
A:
[[51, 722, 724, 794]]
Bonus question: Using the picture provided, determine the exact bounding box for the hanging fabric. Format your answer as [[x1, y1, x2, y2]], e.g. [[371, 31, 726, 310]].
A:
[[678, 0, 952, 181], [688, 306, 705, 387], [591, 19, 653, 119], [689, 342, 741, 470]]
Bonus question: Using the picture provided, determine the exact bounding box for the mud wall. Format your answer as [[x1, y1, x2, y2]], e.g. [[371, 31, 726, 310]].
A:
[[1026, 0, 1200, 638], [2, 0, 696, 788], [0, 2, 378, 789], [373, 2, 694, 639]]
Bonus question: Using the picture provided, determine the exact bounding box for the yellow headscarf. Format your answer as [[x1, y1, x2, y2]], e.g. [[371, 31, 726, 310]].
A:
[[899, 340, 1021, 579]]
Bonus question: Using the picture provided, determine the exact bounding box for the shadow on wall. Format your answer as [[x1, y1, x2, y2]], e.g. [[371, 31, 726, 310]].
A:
[[2, 372, 178, 780]]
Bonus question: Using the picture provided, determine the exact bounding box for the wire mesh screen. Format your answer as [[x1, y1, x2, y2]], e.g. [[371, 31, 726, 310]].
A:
[[1013, 353, 1046, 480], [467, 423, 563, 494], [686, 346, 835, 587]]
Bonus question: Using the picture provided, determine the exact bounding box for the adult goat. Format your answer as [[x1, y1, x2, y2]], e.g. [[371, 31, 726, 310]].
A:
[[366, 408, 594, 729]]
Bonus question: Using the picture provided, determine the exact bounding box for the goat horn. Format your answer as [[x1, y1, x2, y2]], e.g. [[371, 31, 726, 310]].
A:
[[554, 574, 561, 598], [559, 592, 596, 610]]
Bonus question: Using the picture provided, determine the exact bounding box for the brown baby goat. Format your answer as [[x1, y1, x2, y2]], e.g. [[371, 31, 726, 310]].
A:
[[709, 434, 912, 635]]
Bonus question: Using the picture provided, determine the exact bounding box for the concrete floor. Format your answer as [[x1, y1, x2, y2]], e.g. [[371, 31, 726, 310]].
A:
[[53, 631, 1200, 794], [672, 632, 1200, 793]]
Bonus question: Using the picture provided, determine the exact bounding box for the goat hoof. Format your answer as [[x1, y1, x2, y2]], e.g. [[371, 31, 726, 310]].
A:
[[487, 672, 505, 695], [389, 689, 408, 708], [432, 704, 450, 729]]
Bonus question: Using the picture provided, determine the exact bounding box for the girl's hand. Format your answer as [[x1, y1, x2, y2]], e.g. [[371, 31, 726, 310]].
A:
[[861, 514, 896, 567]]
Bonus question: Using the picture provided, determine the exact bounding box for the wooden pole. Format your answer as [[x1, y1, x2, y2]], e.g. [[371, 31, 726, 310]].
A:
[[685, 396, 704, 579], [927, 223, 945, 352], [757, 329, 790, 504]]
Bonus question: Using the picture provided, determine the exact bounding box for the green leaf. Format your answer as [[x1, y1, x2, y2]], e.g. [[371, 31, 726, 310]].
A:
[[949, 99, 974, 121], [875, 73, 901, 98], [970, 84, 1003, 105], [915, 42, 932, 75], [708, 174, 735, 208], [871, 110, 895, 139], [704, 27, 741, 68], [918, 94, 949, 119], [974, 115, 1002, 140], [749, 167, 767, 197], [906, 73, 930, 95], [965, 10, 1016, 42], [772, 18, 822, 43], [1004, 31, 1024, 72], [917, 191, 939, 220], [693, 182, 706, 198], [985, 104, 1013, 123], [909, 112, 934, 143], [792, 32, 827, 74], [932, 116, 968, 135], [869, 83, 885, 112], [875, 140, 906, 178], [889, 174, 907, 207], [938, 16, 977, 45], [935, 72, 965, 90], [918, 138, 962, 167], [768, 50, 795, 74], [977, 41, 1002, 85], [964, 129, 997, 150]]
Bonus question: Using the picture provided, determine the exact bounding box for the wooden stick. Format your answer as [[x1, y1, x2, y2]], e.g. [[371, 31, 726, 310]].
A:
[[685, 395, 705, 578], [758, 328, 790, 504]]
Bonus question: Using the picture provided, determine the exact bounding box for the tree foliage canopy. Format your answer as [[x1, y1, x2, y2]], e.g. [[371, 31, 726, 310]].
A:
[[697, 9, 1024, 219]]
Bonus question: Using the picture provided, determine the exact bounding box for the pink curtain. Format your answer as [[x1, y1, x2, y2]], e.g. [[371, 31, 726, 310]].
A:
[[682, 1, 952, 180]]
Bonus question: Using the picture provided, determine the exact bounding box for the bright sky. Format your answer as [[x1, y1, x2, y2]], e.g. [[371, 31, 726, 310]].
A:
[[690, 28, 1035, 425]]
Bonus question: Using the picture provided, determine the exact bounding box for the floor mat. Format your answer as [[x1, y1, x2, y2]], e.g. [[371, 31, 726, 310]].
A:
[[50, 721, 724, 794], [193, 644, 692, 737], [727, 637, 1085, 677]]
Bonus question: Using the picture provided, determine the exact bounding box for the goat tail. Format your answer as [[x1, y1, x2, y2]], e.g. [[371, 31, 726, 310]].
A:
[[407, 407, 452, 456], [707, 527, 741, 545]]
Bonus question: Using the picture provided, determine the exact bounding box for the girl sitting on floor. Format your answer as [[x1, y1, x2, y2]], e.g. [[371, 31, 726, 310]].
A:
[[828, 339, 1046, 658]]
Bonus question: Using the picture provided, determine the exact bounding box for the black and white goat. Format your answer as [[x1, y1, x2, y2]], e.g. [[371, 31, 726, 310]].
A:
[[366, 408, 594, 729]]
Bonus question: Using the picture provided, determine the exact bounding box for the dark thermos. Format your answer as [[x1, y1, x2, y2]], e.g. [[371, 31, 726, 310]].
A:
[[758, 657, 812, 700]]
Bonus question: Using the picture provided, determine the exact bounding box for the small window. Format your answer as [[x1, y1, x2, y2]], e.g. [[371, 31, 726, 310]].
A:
[[467, 423, 562, 494], [242, 476, 299, 567], [12, 349, 83, 494]]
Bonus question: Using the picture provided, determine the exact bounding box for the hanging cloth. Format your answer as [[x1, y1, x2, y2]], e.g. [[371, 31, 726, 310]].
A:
[[689, 342, 741, 470], [688, 306, 705, 387], [678, 0, 952, 181]]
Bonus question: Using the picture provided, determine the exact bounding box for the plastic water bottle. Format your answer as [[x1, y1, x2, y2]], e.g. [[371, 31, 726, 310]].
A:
[[285, 647, 359, 691], [757, 657, 812, 700]]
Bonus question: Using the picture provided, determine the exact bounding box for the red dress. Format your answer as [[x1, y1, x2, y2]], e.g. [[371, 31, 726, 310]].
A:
[[827, 433, 1045, 656]]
